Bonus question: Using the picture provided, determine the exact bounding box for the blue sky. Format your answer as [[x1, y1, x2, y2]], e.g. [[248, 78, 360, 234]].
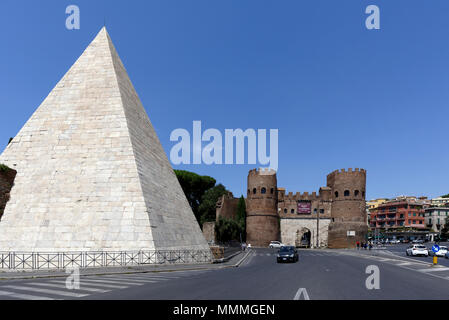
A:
[[1, 0, 449, 200]]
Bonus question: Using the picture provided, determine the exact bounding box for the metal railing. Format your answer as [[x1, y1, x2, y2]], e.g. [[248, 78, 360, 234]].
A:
[[0, 250, 213, 270]]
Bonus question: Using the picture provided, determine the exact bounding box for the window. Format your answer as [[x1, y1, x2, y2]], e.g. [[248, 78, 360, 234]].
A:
[[354, 190, 359, 197], [261, 187, 266, 194], [362, 191, 365, 197], [344, 190, 350, 197], [253, 188, 257, 194], [284, 208, 287, 213], [270, 188, 274, 194], [320, 209, 324, 214], [335, 191, 339, 198], [248, 189, 250, 194], [291, 209, 295, 214]]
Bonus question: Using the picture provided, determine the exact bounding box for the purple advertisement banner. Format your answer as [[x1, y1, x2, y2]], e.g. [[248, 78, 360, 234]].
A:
[[297, 201, 311, 214]]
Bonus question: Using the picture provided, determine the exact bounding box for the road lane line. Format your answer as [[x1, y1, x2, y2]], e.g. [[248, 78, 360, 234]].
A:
[[293, 288, 310, 300], [79, 278, 143, 286], [0, 289, 55, 300], [27, 282, 110, 293], [49, 280, 128, 289], [2, 285, 89, 298], [99, 276, 158, 283], [418, 267, 449, 273]]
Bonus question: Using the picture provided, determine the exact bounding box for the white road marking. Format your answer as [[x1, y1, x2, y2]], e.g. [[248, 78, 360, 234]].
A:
[[418, 267, 449, 273], [49, 280, 127, 289], [99, 276, 158, 283], [0, 289, 55, 300], [293, 288, 310, 300], [2, 285, 88, 298], [27, 282, 110, 293], [79, 278, 143, 286]]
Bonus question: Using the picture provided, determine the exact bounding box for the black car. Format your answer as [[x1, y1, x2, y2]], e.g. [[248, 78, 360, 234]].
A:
[[277, 246, 298, 263]]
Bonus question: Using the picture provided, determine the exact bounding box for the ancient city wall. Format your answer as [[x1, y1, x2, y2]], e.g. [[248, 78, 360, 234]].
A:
[[280, 218, 331, 248], [216, 193, 239, 221], [246, 168, 279, 247]]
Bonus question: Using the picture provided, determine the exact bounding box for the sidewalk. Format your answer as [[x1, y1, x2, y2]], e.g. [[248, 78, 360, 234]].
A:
[[0, 249, 252, 281]]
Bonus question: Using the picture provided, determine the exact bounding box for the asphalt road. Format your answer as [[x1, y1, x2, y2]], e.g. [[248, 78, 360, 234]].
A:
[[383, 242, 449, 266], [0, 247, 448, 300]]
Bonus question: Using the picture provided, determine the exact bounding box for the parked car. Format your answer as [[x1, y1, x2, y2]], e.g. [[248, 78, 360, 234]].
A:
[[390, 239, 400, 244], [269, 241, 284, 249], [412, 239, 424, 244], [445, 251, 449, 259], [406, 244, 428, 257], [277, 246, 298, 263], [428, 246, 448, 257]]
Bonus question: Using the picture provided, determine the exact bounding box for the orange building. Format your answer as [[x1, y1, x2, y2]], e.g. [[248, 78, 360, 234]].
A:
[[370, 198, 425, 230]]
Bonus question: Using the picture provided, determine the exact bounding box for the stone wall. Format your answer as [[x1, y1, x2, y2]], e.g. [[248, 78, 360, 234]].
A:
[[202, 221, 215, 244], [246, 168, 279, 247], [327, 222, 368, 249], [280, 218, 331, 248], [327, 168, 368, 248], [216, 192, 239, 221], [0, 166, 16, 220]]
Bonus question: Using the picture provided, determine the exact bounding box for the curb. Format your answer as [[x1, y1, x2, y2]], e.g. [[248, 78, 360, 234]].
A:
[[0, 251, 255, 281], [233, 249, 254, 267]]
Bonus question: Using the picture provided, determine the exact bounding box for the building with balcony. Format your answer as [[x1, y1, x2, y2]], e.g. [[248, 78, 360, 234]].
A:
[[370, 198, 426, 230], [431, 197, 449, 207], [424, 207, 449, 232]]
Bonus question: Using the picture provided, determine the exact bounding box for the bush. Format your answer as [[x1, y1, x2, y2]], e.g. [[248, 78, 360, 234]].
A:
[[0, 164, 11, 172], [215, 217, 244, 243]]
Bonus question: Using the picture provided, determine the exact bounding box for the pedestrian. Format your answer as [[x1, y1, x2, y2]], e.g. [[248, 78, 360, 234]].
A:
[[356, 241, 360, 250], [369, 242, 372, 250]]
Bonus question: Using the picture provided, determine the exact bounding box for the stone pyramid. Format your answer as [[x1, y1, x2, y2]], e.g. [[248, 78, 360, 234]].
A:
[[0, 27, 209, 252]]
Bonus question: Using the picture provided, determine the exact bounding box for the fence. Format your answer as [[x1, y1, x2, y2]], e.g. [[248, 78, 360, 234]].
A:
[[0, 250, 213, 271]]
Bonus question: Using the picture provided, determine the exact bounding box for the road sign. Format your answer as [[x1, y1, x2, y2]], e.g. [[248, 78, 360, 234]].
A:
[[432, 244, 440, 253]]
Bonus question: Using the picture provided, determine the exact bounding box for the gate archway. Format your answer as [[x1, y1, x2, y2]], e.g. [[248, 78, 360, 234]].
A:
[[295, 228, 311, 248]]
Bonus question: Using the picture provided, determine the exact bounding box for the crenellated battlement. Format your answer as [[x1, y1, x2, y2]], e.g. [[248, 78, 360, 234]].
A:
[[248, 167, 277, 177], [327, 168, 366, 180], [282, 191, 319, 201]]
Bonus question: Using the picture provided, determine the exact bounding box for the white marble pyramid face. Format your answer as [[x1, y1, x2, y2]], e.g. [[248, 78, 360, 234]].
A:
[[0, 28, 209, 252]]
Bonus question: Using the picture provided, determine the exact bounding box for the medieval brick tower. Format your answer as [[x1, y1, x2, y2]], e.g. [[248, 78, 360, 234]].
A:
[[246, 168, 279, 247], [327, 168, 368, 248]]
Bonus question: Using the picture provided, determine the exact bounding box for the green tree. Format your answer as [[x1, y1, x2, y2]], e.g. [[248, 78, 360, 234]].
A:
[[215, 216, 243, 243], [235, 196, 246, 241], [174, 170, 216, 223], [198, 184, 228, 225], [441, 194, 449, 199]]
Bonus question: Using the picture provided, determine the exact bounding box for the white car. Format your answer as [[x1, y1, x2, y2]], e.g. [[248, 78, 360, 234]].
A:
[[428, 246, 448, 257], [406, 244, 428, 257], [269, 241, 284, 248]]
